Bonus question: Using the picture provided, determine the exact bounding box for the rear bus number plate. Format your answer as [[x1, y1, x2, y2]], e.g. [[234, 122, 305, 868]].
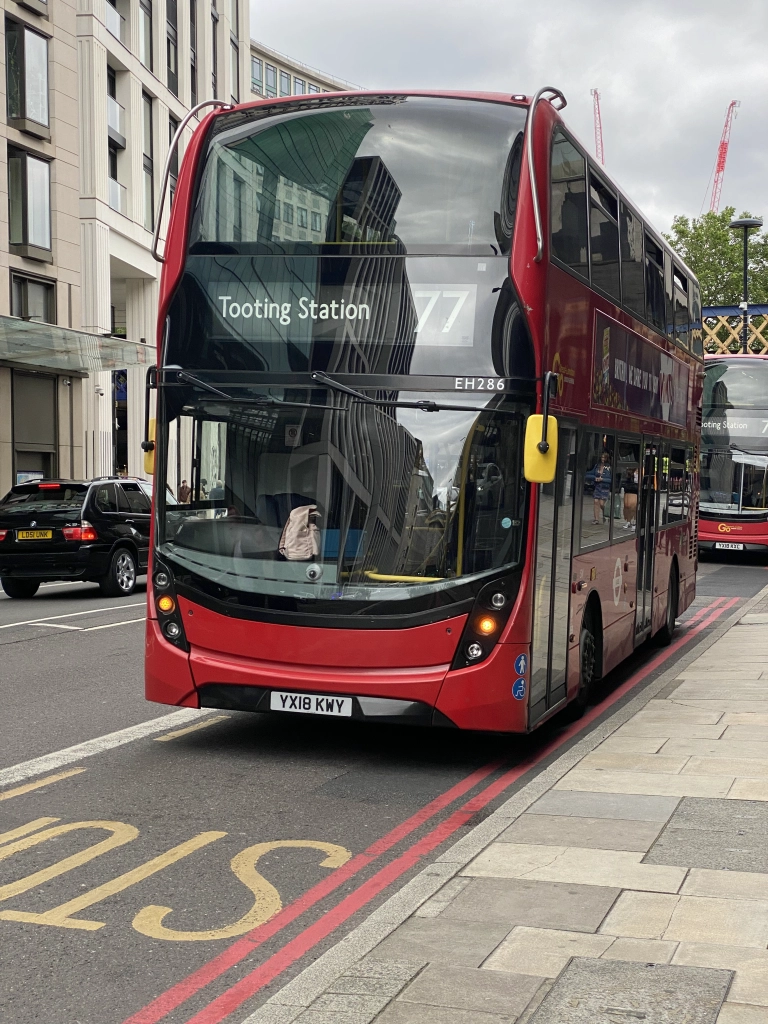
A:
[[270, 690, 353, 717], [715, 541, 744, 551]]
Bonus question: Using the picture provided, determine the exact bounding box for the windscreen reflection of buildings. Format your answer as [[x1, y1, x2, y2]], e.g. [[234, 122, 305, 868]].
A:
[[701, 360, 768, 514], [160, 104, 527, 599]]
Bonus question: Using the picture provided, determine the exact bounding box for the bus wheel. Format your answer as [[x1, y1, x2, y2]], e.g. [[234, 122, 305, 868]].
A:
[[656, 568, 678, 647], [566, 613, 599, 721]]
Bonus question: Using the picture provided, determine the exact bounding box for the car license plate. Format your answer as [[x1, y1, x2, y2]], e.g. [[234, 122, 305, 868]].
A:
[[16, 529, 53, 540], [715, 541, 744, 550], [270, 690, 353, 717]]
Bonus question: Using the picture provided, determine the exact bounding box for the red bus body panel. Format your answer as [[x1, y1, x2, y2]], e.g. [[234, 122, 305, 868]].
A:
[[699, 517, 768, 550]]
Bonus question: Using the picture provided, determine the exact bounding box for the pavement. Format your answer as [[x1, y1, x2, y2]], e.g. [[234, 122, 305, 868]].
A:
[[242, 582, 768, 1024]]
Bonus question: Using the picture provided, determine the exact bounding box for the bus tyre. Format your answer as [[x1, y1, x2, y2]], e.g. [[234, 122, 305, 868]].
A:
[[1, 578, 40, 599], [656, 568, 678, 647], [565, 614, 598, 721], [99, 548, 137, 597]]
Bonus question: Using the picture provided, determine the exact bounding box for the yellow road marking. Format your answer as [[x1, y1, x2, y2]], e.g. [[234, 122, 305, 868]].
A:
[[0, 818, 60, 846], [0, 820, 138, 903], [0, 831, 226, 931], [0, 768, 86, 803], [154, 715, 231, 742], [133, 839, 351, 941]]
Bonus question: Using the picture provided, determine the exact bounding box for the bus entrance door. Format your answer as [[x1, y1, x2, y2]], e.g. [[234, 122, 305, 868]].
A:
[[529, 427, 577, 727], [635, 439, 659, 639]]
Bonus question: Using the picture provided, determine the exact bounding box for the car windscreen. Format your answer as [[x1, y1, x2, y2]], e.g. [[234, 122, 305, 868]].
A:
[[189, 96, 526, 256], [0, 484, 88, 511]]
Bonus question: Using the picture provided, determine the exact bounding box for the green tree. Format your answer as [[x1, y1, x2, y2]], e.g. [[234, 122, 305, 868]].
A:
[[664, 207, 768, 306]]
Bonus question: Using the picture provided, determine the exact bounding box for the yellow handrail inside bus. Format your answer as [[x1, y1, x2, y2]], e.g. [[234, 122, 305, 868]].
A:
[[364, 571, 444, 583]]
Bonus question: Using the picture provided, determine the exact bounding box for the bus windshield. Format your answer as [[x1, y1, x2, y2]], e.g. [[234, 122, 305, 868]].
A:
[[701, 359, 768, 514], [157, 391, 528, 610], [189, 97, 526, 255]]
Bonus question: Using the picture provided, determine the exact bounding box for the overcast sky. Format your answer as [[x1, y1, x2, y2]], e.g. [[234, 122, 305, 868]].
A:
[[250, 0, 768, 235]]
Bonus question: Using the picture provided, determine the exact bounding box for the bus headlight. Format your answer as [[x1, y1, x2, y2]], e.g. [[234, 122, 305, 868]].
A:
[[466, 643, 484, 660]]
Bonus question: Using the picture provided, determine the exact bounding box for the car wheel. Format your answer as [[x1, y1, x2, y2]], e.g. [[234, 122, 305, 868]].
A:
[[99, 548, 137, 597], [656, 567, 678, 647], [1, 578, 40, 599]]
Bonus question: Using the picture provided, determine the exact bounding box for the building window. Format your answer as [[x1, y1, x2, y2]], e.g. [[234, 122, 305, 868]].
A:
[[190, 0, 197, 106], [139, 0, 153, 71], [251, 56, 262, 93], [279, 70, 290, 96], [8, 147, 51, 258], [168, 115, 179, 203], [233, 175, 243, 241], [166, 0, 178, 96], [230, 41, 239, 103], [142, 93, 154, 231], [293, 77, 306, 95], [5, 20, 49, 135], [11, 273, 55, 323], [311, 210, 321, 233], [297, 207, 308, 229], [211, 0, 219, 98], [282, 202, 293, 225], [265, 63, 277, 98], [307, 83, 319, 94]]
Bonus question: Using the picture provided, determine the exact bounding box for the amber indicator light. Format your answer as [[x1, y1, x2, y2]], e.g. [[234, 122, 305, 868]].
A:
[[477, 616, 497, 635], [157, 595, 176, 614]]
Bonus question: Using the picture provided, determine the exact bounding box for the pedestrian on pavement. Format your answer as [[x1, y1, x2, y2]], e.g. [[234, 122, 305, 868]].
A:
[[592, 451, 612, 524], [622, 467, 638, 528]]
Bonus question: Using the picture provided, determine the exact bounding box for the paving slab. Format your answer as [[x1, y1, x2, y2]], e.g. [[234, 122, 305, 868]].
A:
[[525, 957, 732, 1024], [463, 844, 687, 893], [498, 815, 662, 853], [600, 937, 678, 964], [577, 751, 691, 774], [716, 1004, 768, 1023], [436, 877, 620, 934], [682, 868, 768, 902], [594, 735, 668, 754], [398, 963, 542, 1015], [482, 927, 614, 978], [728, 780, 768, 801], [599, 891, 679, 939], [554, 769, 733, 798], [371, 918, 512, 969], [661, 740, 768, 759], [644, 797, 768, 872], [663, 896, 768, 948], [526, 791, 680, 821], [373, 1003, 510, 1024], [682, 756, 768, 778], [672, 943, 768, 1006]]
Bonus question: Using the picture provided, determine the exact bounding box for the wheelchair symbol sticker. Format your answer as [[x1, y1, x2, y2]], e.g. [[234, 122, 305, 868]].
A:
[[512, 678, 526, 700], [514, 654, 528, 676]]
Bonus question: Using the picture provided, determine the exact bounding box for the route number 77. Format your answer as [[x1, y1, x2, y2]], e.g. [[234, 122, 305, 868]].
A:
[[413, 290, 469, 334]]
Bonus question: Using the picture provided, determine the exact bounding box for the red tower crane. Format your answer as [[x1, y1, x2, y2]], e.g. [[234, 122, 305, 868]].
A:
[[591, 89, 604, 165], [709, 100, 740, 213]]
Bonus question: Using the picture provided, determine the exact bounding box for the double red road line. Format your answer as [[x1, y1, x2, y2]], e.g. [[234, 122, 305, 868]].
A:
[[126, 595, 734, 1024]]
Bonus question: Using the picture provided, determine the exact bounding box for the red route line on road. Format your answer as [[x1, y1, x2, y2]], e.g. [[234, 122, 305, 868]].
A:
[[124, 596, 730, 1024]]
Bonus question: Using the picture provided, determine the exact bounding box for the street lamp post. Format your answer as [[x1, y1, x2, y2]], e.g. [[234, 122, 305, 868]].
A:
[[729, 217, 763, 354]]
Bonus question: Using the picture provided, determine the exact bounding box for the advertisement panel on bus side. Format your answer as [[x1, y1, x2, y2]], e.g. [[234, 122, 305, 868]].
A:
[[591, 312, 690, 426]]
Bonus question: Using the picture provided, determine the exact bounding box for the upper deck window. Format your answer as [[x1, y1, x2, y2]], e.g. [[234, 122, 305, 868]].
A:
[[589, 170, 620, 301], [645, 234, 666, 334], [619, 201, 644, 318], [189, 97, 527, 255], [550, 130, 588, 279]]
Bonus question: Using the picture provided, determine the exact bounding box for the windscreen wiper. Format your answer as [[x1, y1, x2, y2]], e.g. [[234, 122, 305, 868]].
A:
[[309, 371, 498, 413], [172, 371, 344, 410]]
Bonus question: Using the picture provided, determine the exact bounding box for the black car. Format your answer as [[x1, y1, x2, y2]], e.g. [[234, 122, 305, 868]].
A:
[[0, 477, 156, 599]]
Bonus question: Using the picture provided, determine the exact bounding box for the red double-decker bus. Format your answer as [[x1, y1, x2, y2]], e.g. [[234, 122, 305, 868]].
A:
[[144, 87, 702, 732], [700, 353, 768, 555]]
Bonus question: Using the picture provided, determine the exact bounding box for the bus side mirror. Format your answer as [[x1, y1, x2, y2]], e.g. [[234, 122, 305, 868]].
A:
[[142, 419, 156, 476], [524, 415, 558, 483]]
